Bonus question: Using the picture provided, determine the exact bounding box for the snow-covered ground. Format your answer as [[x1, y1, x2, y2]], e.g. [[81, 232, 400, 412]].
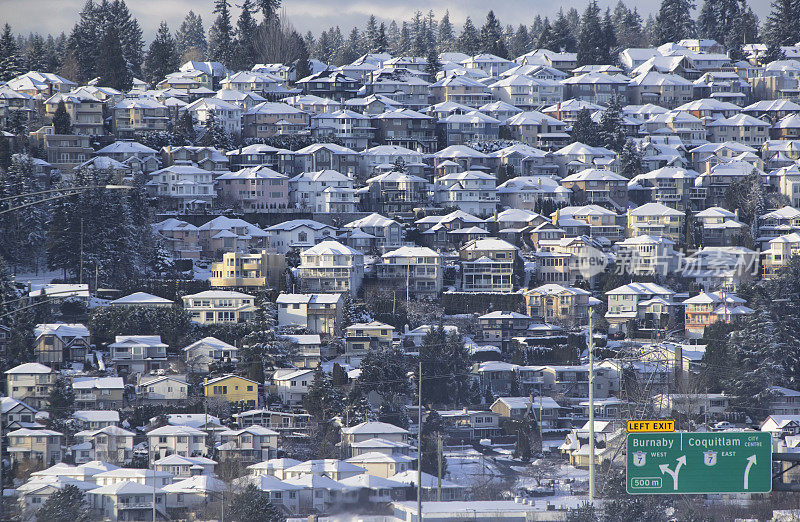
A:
[[444, 449, 506, 485]]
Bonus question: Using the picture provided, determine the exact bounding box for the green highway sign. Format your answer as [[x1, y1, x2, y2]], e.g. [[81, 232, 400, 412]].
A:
[[626, 431, 772, 494]]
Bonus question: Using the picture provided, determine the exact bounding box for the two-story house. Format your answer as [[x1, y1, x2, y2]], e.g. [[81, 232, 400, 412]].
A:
[[182, 290, 257, 325]]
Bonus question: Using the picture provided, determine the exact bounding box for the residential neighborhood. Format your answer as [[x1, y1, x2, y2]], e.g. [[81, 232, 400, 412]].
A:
[[2, 0, 800, 520]]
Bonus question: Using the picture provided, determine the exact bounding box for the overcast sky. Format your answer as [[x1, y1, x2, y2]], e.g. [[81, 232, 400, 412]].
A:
[[1, 0, 771, 41]]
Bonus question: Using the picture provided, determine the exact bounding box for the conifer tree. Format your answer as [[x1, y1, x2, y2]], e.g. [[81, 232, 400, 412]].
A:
[[425, 45, 441, 81], [576, 1, 607, 66], [257, 0, 282, 25], [570, 108, 601, 146], [764, 0, 799, 49], [233, 0, 259, 70], [97, 23, 132, 91], [375, 23, 388, 53], [176, 11, 207, 62], [208, 0, 235, 67], [457, 17, 480, 56], [52, 100, 72, 134], [480, 10, 508, 58], [365, 15, 379, 52], [438, 11, 454, 52], [653, 0, 696, 45], [511, 25, 531, 59], [144, 22, 180, 87], [599, 95, 626, 152], [551, 9, 578, 53], [619, 140, 642, 179], [111, 0, 144, 79], [0, 24, 27, 81]]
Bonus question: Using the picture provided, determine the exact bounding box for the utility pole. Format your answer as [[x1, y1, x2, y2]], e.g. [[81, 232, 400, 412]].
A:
[[588, 308, 595, 501], [152, 467, 157, 522], [437, 432, 442, 501], [406, 262, 410, 309], [417, 359, 423, 518], [79, 218, 84, 285]]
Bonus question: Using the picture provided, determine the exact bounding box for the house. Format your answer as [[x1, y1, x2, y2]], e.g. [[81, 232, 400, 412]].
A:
[[627, 72, 694, 108], [72, 377, 125, 410], [146, 424, 208, 465], [151, 218, 201, 259], [265, 219, 337, 254], [28, 128, 94, 175], [437, 408, 502, 441], [88, 481, 168, 521], [6, 428, 64, 466], [208, 250, 286, 290], [342, 213, 403, 252], [378, 246, 443, 297], [161, 145, 229, 171], [217, 426, 279, 464], [560, 169, 629, 210], [233, 409, 311, 434], [652, 393, 729, 417], [215, 166, 288, 212], [683, 290, 753, 337], [109, 292, 174, 308], [146, 165, 216, 211], [1, 397, 37, 429], [5, 362, 56, 410], [605, 282, 677, 334], [276, 293, 343, 336], [370, 108, 438, 153], [154, 454, 217, 478], [299, 241, 365, 296], [628, 167, 700, 211], [181, 290, 257, 325], [433, 170, 498, 217], [290, 143, 361, 177], [311, 109, 374, 150], [762, 232, 800, 279], [389, 471, 466, 501], [182, 97, 242, 135], [476, 311, 532, 352], [182, 336, 239, 373], [524, 284, 595, 326], [108, 335, 168, 375], [288, 169, 355, 212], [44, 91, 104, 136], [73, 426, 135, 464], [439, 110, 501, 146], [272, 368, 315, 406], [345, 321, 395, 355], [162, 475, 227, 511], [615, 235, 679, 276], [137, 376, 189, 404], [459, 238, 518, 293], [561, 72, 630, 105], [626, 202, 685, 242], [363, 171, 430, 214], [429, 74, 492, 106], [489, 75, 563, 110], [94, 141, 161, 174], [346, 452, 413, 478], [296, 69, 361, 101], [204, 374, 260, 407], [242, 101, 310, 139], [111, 98, 169, 137], [34, 323, 90, 367], [695, 206, 744, 246], [491, 396, 561, 428], [503, 110, 570, 149]]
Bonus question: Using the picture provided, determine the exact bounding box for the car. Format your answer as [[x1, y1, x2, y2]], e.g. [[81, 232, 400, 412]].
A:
[[712, 421, 731, 431]]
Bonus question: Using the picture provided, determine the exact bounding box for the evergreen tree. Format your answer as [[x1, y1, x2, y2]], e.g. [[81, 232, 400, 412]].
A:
[[375, 23, 388, 53], [342, 386, 373, 426], [510, 25, 531, 59], [302, 366, 344, 421], [35, 485, 90, 522], [653, 0, 696, 45], [418, 327, 472, 406], [365, 15, 379, 52], [603, 8, 618, 57], [52, 100, 72, 134], [576, 1, 608, 66], [111, 0, 144, 79], [619, 140, 642, 179], [420, 410, 447, 476], [63, 0, 104, 83], [292, 30, 312, 79], [257, 0, 282, 25], [208, 0, 235, 67], [144, 22, 180, 87], [599, 95, 626, 152], [570, 108, 600, 146], [536, 19, 558, 51], [457, 17, 480, 55], [613, 2, 646, 49], [176, 11, 207, 62], [0, 24, 27, 81], [398, 22, 412, 55], [226, 484, 286, 522], [530, 15, 544, 45], [425, 45, 441, 81], [438, 11, 454, 52], [566, 7, 582, 35], [764, 0, 799, 49], [551, 9, 578, 52], [233, 0, 259, 70], [97, 23, 132, 91], [480, 10, 508, 58], [24, 34, 48, 71]]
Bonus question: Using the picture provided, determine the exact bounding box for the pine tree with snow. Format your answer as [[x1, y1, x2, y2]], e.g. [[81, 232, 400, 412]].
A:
[[226, 484, 286, 522], [111, 0, 145, 79], [457, 17, 480, 56], [233, 0, 259, 70], [438, 11, 454, 52], [52, 100, 72, 134], [35, 485, 90, 522], [365, 15, 379, 52], [619, 140, 642, 179], [424, 45, 441, 81], [570, 108, 600, 146], [303, 366, 344, 421], [551, 9, 578, 53], [208, 0, 236, 67], [765, 0, 800, 49], [576, 1, 607, 66], [653, 0, 695, 45], [97, 23, 132, 91], [0, 24, 27, 82], [257, 0, 282, 25], [144, 21, 180, 87], [599, 95, 626, 152], [480, 11, 508, 58], [176, 11, 207, 62]]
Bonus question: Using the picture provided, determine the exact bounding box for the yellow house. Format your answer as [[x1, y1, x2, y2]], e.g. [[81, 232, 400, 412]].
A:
[[204, 374, 259, 407]]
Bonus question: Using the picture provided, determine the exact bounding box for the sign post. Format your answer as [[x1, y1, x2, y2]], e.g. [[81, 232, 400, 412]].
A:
[[626, 432, 772, 494]]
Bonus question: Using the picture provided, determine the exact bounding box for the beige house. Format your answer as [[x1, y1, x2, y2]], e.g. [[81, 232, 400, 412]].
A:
[[762, 232, 800, 279], [6, 428, 64, 466], [72, 377, 125, 410], [346, 452, 413, 478], [74, 425, 135, 464], [299, 241, 365, 296], [5, 363, 56, 410], [615, 235, 679, 276], [34, 323, 90, 367], [378, 246, 443, 297], [111, 98, 169, 137], [209, 250, 286, 290], [182, 336, 238, 373], [88, 481, 168, 521], [560, 169, 629, 210], [44, 92, 105, 136], [276, 293, 343, 336], [345, 322, 395, 354], [146, 425, 208, 465], [340, 421, 410, 447], [627, 202, 684, 242], [182, 290, 258, 325], [459, 238, 518, 293], [218, 425, 279, 464], [524, 284, 594, 325]]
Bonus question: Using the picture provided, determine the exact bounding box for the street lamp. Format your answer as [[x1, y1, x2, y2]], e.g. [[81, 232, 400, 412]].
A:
[[0, 184, 133, 215]]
